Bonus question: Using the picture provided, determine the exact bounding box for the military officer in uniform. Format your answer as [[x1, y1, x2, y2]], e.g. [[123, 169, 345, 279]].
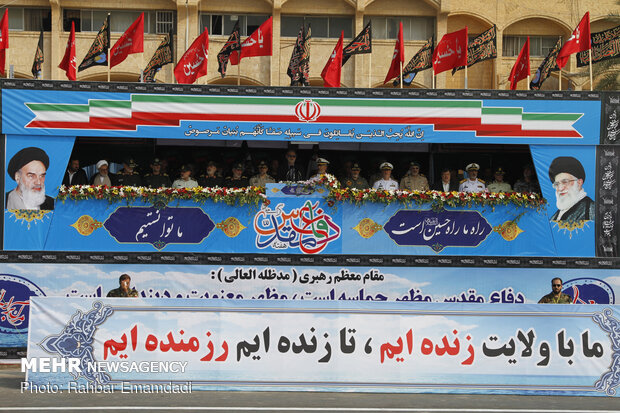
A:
[[116, 158, 142, 187], [249, 161, 275, 187], [459, 163, 486, 193], [400, 161, 429, 191], [341, 163, 369, 189], [309, 158, 331, 182], [224, 162, 250, 187], [143, 158, 171, 188], [106, 274, 139, 298], [487, 167, 512, 193], [198, 161, 223, 187], [172, 165, 199, 188], [372, 162, 399, 190]]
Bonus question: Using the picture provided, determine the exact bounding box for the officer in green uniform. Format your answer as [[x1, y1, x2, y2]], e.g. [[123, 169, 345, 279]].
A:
[[487, 167, 512, 193], [341, 163, 369, 189], [538, 277, 572, 304], [106, 274, 139, 298], [143, 158, 171, 188], [116, 158, 142, 187], [249, 161, 275, 187]]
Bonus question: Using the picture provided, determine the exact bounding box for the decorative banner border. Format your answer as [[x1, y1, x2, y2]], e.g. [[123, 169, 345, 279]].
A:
[[26, 298, 620, 396]]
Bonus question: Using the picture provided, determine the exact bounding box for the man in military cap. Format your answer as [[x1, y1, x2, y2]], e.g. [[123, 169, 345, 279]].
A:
[[249, 161, 275, 187], [487, 167, 512, 193], [6, 147, 54, 210], [224, 162, 249, 187], [400, 161, 429, 192], [341, 163, 369, 189], [372, 162, 399, 190], [172, 165, 198, 188], [143, 158, 171, 188], [459, 163, 486, 193], [309, 158, 331, 182], [116, 158, 142, 187], [106, 274, 139, 298], [548, 156, 595, 223], [198, 161, 223, 188]]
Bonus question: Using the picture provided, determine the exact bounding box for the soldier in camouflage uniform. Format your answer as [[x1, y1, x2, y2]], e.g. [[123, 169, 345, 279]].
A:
[[249, 161, 275, 187], [400, 162, 429, 191], [341, 163, 369, 189], [538, 277, 572, 304], [106, 274, 139, 297]]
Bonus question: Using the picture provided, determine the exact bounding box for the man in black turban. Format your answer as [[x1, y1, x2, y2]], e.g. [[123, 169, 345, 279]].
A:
[[5, 147, 54, 210], [548, 156, 594, 223]]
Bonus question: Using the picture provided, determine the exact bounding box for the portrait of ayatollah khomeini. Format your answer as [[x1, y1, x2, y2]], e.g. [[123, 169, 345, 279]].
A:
[[5, 147, 55, 211], [548, 156, 594, 224]]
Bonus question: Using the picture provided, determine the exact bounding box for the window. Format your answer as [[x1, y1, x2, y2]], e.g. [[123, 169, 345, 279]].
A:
[[281, 16, 353, 38], [63, 10, 176, 34], [503, 36, 560, 57], [8, 8, 51, 31], [363, 16, 435, 41], [200, 14, 270, 36]]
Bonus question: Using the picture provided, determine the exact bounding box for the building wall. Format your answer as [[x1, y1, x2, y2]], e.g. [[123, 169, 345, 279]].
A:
[[4, 0, 618, 90]]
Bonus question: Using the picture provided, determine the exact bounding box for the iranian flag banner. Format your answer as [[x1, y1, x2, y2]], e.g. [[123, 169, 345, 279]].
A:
[[23, 95, 583, 139]]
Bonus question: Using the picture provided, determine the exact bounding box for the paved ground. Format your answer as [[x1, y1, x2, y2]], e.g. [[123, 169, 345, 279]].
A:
[[1, 367, 619, 413]]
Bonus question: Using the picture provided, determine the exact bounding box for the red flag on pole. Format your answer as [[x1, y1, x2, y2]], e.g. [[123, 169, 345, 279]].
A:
[[110, 13, 144, 68], [0, 9, 9, 76], [321, 31, 344, 87], [230, 17, 273, 65], [509, 37, 530, 90], [174, 28, 209, 84], [432, 27, 468, 75], [556, 12, 591, 69], [58, 21, 77, 81], [383, 22, 404, 84]]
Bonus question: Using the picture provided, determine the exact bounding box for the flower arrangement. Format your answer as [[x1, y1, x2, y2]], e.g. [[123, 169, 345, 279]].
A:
[[58, 177, 546, 211], [57, 185, 266, 206]]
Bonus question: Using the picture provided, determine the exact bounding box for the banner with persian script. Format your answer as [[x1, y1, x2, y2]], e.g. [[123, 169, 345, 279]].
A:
[[25, 297, 620, 396], [3, 261, 619, 350]]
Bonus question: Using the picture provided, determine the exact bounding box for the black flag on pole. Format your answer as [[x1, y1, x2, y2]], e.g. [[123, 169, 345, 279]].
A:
[[78, 15, 110, 71], [143, 30, 174, 82], [31, 30, 44, 79], [452, 25, 497, 74], [530, 37, 561, 90], [577, 24, 620, 67], [217, 21, 241, 78], [342, 21, 372, 66]]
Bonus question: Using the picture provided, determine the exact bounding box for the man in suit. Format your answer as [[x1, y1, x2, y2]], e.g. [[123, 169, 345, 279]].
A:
[[432, 168, 459, 192], [62, 157, 88, 186], [548, 156, 595, 223]]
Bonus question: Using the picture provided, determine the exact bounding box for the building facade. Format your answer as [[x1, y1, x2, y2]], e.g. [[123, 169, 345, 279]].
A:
[[5, 0, 619, 90]]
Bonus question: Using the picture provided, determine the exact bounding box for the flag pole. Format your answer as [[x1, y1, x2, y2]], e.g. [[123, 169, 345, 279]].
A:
[[588, 48, 593, 91], [399, 61, 403, 88], [558, 68, 561, 91], [5, 47, 9, 78], [464, 63, 468, 89], [237, 61, 241, 86], [432, 68, 435, 89], [527, 75, 530, 91], [368, 53, 371, 88], [107, 63, 111, 82]]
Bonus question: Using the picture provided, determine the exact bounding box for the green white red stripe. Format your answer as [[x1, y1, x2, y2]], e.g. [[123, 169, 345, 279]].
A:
[[24, 94, 583, 138]]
